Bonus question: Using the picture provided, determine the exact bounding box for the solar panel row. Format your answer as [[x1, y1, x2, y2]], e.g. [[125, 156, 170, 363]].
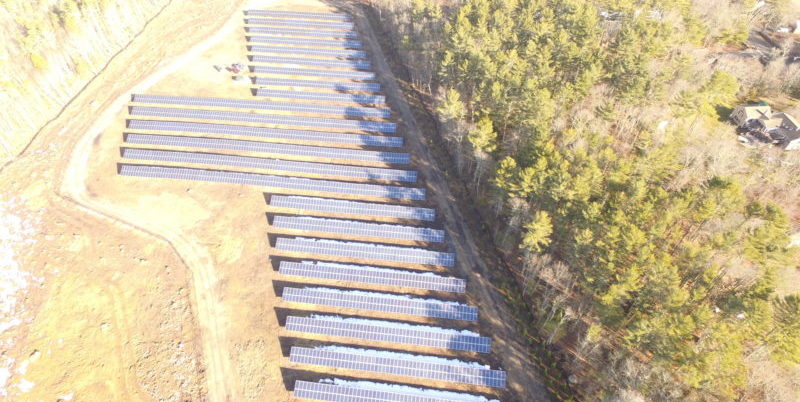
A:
[[245, 18, 354, 30], [281, 287, 477, 321], [285, 316, 489, 352], [275, 237, 454, 266], [250, 65, 375, 80], [126, 120, 402, 148], [128, 106, 397, 133], [244, 10, 352, 21], [253, 77, 380, 92], [293, 380, 487, 402], [245, 26, 358, 39], [269, 195, 435, 221], [278, 261, 464, 293], [272, 216, 444, 242], [123, 133, 409, 164], [118, 165, 426, 200], [249, 45, 367, 60], [249, 54, 371, 71], [247, 35, 363, 49], [254, 88, 385, 105], [120, 148, 416, 182], [289, 347, 505, 387]]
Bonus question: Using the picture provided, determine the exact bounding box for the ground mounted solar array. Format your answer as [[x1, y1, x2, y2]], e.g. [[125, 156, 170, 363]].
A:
[[249, 45, 367, 60], [248, 54, 371, 70], [247, 35, 362, 49], [282, 287, 477, 321], [253, 77, 379, 92], [293, 380, 495, 402], [275, 237, 454, 266], [249, 65, 375, 80], [285, 316, 489, 352], [245, 18, 355, 30], [244, 9, 352, 21], [269, 195, 435, 221], [278, 261, 464, 293], [272, 216, 443, 242], [289, 347, 505, 387], [254, 88, 385, 105], [245, 26, 358, 39]]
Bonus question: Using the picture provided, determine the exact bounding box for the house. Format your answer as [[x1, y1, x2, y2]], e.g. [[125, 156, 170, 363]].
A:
[[730, 104, 772, 127], [731, 103, 800, 150]]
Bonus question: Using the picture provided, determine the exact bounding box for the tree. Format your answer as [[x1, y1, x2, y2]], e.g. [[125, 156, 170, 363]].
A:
[[521, 210, 553, 254]]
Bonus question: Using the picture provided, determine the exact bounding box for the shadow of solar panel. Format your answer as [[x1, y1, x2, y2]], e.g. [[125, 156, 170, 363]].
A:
[[248, 35, 362, 49], [285, 316, 488, 352], [253, 77, 379, 92], [245, 26, 358, 39], [126, 120, 401, 147], [249, 65, 375, 80], [249, 55, 371, 70], [281, 287, 477, 321], [275, 237, 454, 266], [272, 216, 443, 242], [120, 149, 417, 182], [245, 10, 351, 21], [132, 94, 387, 118], [293, 380, 492, 402], [128, 106, 397, 133], [269, 195, 434, 221], [254, 89, 385, 105], [249, 45, 367, 59], [118, 165, 425, 200], [289, 347, 505, 387], [278, 261, 464, 292], [245, 18, 354, 30]]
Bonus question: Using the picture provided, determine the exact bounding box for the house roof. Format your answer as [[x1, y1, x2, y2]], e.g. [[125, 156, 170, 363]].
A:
[[737, 105, 772, 121]]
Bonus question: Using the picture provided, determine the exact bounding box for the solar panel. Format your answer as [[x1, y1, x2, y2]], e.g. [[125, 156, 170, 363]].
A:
[[254, 88, 385, 105], [118, 165, 426, 200], [126, 120, 401, 147], [120, 148, 417, 182], [275, 237, 454, 266], [247, 35, 362, 49], [123, 133, 410, 164], [278, 261, 464, 292], [293, 380, 496, 402], [272, 216, 444, 242], [249, 65, 375, 80], [249, 54, 371, 70], [245, 26, 358, 39], [269, 195, 435, 221], [289, 347, 505, 387], [249, 45, 367, 60], [244, 10, 351, 21], [281, 287, 477, 321], [131, 94, 387, 118], [285, 316, 488, 352], [245, 18, 354, 30], [253, 77, 380, 92], [128, 106, 397, 133]]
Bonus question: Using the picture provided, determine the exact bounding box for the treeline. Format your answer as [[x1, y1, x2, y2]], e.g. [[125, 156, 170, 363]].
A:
[[369, 0, 799, 399]]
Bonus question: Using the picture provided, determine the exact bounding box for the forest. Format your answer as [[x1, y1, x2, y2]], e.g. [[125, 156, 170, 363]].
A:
[[367, 0, 800, 399]]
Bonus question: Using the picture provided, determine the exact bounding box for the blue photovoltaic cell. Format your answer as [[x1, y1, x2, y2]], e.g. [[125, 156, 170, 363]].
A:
[[289, 347, 505, 387], [269, 195, 435, 221], [253, 77, 380, 92], [128, 106, 397, 133], [126, 120, 401, 147], [255, 88, 385, 105], [272, 216, 444, 242], [122, 133, 410, 164], [244, 10, 351, 21], [250, 65, 375, 80], [120, 148, 416, 182], [131, 94, 388, 118], [281, 287, 477, 321], [278, 261, 464, 292], [247, 35, 362, 49], [285, 316, 488, 352], [275, 237, 454, 266], [293, 380, 494, 402], [245, 26, 358, 39], [249, 45, 367, 59], [117, 165, 426, 200], [245, 18, 354, 30], [249, 55, 371, 70]]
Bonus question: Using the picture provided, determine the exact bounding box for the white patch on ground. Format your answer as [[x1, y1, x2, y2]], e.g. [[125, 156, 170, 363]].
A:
[[16, 379, 34, 393], [58, 393, 74, 400], [309, 314, 481, 337], [305, 287, 468, 306], [322, 378, 499, 401], [316, 345, 491, 369]]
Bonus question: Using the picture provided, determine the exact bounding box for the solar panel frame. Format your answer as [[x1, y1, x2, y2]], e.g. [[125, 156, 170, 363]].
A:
[[278, 261, 464, 292], [120, 148, 417, 182], [275, 237, 454, 266], [249, 65, 375, 80], [293, 380, 488, 402], [269, 195, 435, 221], [272, 216, 444, 242], [281, 287, 477, 321], [245, 18, 354, 30], [285, 316, 489, 352], [123, 133, 410, 164], [117, 165, 426, 200], [253, 77, 380, 92], [289, 347, 506, 387], [126, 120, 402, 148], [248, 55, 371, 70], [254, 88, 385, 105], [128, 106, 397, 133], [245, 26, 358, 38], [247, 35, 362, 49], [244, 10, 352, 21], [249, 45, 367, 60]]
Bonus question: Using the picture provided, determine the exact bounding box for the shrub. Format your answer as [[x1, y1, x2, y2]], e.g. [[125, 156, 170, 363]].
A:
[[30, 53, 48, 70]]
